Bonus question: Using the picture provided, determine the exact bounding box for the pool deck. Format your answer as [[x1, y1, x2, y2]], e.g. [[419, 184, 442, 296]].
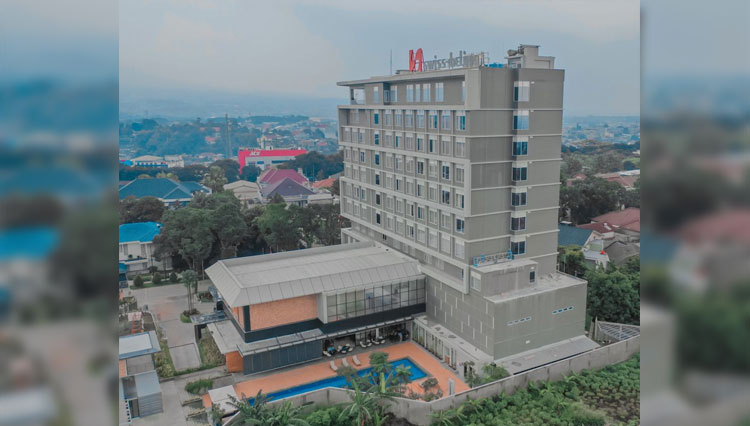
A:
[[204, 341, 468, 408]]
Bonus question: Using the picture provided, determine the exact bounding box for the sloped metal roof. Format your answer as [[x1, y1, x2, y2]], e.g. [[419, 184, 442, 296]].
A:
[[206, 242, 423, 307]]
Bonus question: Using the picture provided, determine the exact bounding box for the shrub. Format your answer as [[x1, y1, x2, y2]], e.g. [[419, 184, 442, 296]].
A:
[[421, 377, 438, 391], [185, 378, 213, 395], [133, 275, 144, 288], [148, 266, 158, 274], [169, 271, 179, 283], [152, 272, 162, 284]]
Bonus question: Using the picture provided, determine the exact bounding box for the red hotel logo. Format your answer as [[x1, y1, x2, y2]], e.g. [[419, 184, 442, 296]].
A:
[[408, 48, 424, 72]]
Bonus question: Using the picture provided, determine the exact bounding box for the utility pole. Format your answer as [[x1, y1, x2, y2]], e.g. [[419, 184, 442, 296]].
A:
[[225, 113, 231, 159]]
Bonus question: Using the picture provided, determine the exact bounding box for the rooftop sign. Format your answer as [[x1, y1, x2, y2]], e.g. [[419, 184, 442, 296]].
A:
[[409, 49, 488, 72]]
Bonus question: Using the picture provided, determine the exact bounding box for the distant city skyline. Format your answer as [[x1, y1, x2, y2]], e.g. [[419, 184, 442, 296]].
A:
[[120, 0, 640, 117]]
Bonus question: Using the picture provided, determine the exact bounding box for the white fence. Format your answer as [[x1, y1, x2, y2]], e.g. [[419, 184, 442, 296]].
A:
[[224, 336, 640, 425]]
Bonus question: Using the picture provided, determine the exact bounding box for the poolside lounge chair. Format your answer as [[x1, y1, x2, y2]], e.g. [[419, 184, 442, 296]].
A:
[[330, 360, 338, 372], [342, 358, 350, 368], [352, 355, 361, 366], [323, 351, 331, 357], [359, 341, 367, 348]]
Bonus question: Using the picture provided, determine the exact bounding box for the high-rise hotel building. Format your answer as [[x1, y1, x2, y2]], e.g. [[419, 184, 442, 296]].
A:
[[338, 45, 593, 373]]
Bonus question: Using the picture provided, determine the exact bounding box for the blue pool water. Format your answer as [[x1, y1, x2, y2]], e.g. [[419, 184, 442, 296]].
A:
[[258, 358, 427, 402]]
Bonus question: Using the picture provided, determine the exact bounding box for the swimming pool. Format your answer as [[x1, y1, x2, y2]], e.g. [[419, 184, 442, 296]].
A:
[[259, 358, 427, 402]]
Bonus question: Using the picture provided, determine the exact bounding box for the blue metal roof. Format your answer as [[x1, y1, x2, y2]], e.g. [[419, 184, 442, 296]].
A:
[[118, 178, 207, 200], [0, 227, 59, 261], [119, 222, 162, 243], [558, 224, 593, 247]]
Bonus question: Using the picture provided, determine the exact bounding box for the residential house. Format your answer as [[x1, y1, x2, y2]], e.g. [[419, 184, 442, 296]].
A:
[[119, 222, 170, 276], [257, 168, 309, 188], [558, 223, 596, 248], [119, 331, 163, 419], [604, 240, 640, 267], [118, 178, 210, 207], [260, 177, 316, 206], [224, 180, 261, 207], [312, 177, 337, 190], [588, 207, 640, 241]]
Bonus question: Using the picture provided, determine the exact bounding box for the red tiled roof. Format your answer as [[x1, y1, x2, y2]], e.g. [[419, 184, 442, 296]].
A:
[[312, 177, 336, 189], [258, 169, 308, 186], [678, 209, 750, 243], [577, 222, 615, 234], [592, 208, 640, 232]]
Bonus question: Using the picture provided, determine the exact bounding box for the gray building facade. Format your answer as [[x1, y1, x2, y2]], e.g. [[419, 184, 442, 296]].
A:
[[338, 45, 589, 375]]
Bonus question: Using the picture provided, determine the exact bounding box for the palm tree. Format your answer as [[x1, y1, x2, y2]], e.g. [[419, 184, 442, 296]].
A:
[[394, 365, 412, 393], [264, 401, 309, 426], [430, 408, 466, 426], [229, 391, 309, 426], [228, 391, 270, 424], [339, 381, 380, 426]]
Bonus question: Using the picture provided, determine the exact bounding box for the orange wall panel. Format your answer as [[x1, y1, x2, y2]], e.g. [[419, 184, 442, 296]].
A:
[[249, 295, 318, 330], [226, 351, 243, 373]]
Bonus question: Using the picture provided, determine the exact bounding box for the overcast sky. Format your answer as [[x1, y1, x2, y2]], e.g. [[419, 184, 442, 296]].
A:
[[119, 0, 641, 116]]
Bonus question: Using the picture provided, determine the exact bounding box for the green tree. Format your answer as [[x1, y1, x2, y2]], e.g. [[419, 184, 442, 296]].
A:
[[311, 204, 344, 246], [202, 165, 228, 192], [157, 208, 213, 275], [254, 203, 301, 252], [208, 192, 246, 258], [210, 159, 241, 183], [560, 177, 626, 224], [169, 271, 179, 283], [338, 380, 382, 426], [119, 196, 165, 224], [133, 275, 144, 288], [585, 267, 640, 325], [182, 270, 198, 312], [229, 391, 309, 426], [558, 245, 587, 277], [239, 164, 262, 182]]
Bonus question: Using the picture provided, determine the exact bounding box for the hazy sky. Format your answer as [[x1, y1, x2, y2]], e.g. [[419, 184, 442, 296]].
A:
[[119, 0, 641, 116]]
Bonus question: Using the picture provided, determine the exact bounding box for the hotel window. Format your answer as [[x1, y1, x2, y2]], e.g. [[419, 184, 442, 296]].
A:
[[416, 160, 425, 175], [395, 110, 403, 126], [415, 84, 421, 102], [396, 219, 404, 234], [440, 137, 452, 155], [386, 214, 394, 230], [373, 87, 380, 103], [429, 209, 438, 225], [353, 203, 360, 216], [429, 110, 438, 129], [374, 132, 380, 145], [461, 81, 466, 102], [429, 230, 438, 249], [406, 158, 414, 174], [416, 110, 425, 128], [441, 212, 451, 229], [395, 156, 402, 171], [422, 84, 431, 102], [512, 136, 528, 156], [385, 154, 393, 169], [359, 151, 365, 162], [511, 239, 526, 255], [395, 178, 402, 192], [385, 174, 393, 189], [386, 196, 394, 210], [514, 81, 530, 102], [511, 189, 527, 206], [375, 174, 380, 186], [428, 161, 437, 178], [394, 133, 401, 148], [441, 111, 451, 129], [470, 273, 481, 291], [513, 110, 530, 130], [529, 270, 536, 283], [390, 86, 398, 102], [417, 181, 425, 197], [441, 233, 451, 254], [441, 189, 451, 205], [407, 223, 416, 239], [436, 82, 444, 102], [456, 217, 465, 234], [405, 135, 414, 150], [396, 199, 404, 214], [385, 133, 392, 147], [417, 226, 426, 243], [375, 211, 381, 224], [512, 163, 528, 182], [416, 136, 424, 152], [344, 128, 351, 142], [441, 164, 451, 180], [373, 111, 380, 125], [374, 153, 380, 165], [360, 187, 366, 200], [455, 191, 465, 209], [455, 138, 466, 157], [429, 184, 437, 201], [406, 85, 414, 102], [511, 213, 527, 231], [384, 111, 392, 126], [428, 137, 436, 153], [406, 179, 414, 194], [417, 206, 425, 220], [405, 111, 414, 127], [454, 240, 465, 259], [358, 130, 364, 143], [456, 111, 466, 131], [455, 166, 464, 184], [353, 109, 359, 123]]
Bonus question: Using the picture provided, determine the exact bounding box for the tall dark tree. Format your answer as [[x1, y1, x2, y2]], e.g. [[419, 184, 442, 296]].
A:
[[119, 196, 165, 224], [156, 208, 213, 275], [254, 203, 301, 252], [239, 164, 262, 182], [210, 159, 241, 183], [560, 177, 626, 224]]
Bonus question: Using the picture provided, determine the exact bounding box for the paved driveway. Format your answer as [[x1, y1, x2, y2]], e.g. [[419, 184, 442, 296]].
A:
[[126, 281, 215, 371]]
